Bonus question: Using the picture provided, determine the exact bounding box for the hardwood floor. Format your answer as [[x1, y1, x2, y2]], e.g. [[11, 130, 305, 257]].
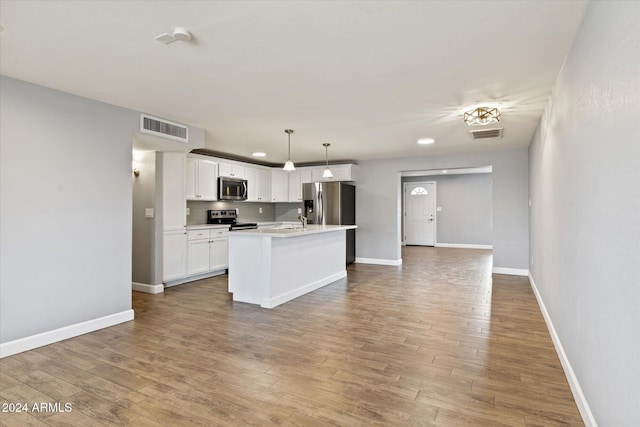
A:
[[0, 247, 583, 426]]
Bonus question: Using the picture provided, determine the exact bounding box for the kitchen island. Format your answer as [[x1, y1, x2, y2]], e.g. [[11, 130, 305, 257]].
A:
[[228, 224, 357, 308]]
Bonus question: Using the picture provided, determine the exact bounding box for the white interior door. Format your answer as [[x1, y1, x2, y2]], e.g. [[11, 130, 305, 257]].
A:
[[404, 182, 435, 246]]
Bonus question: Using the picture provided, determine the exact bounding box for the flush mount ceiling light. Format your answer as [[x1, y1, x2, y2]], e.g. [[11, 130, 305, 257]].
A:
[[155, 27, 192, 45], [463, 107, 501, 125], [322, 143, 333, 179], [252, 152, 266, 157], [283, 129, 295, 171], [417, 138, 435, 145]]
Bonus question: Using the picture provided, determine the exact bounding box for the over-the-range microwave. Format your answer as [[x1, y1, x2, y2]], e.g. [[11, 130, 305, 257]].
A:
[[218, 176, 248, 200]]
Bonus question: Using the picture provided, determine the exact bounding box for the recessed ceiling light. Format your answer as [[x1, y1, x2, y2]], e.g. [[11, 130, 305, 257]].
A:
[[442, 170, 448, 173], [417, 138, 435, 145], [252, 152, 267, 157]]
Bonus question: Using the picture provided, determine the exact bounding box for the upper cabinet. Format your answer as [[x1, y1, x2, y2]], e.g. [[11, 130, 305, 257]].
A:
[[271, 169, 289, 202], [287, 168, 313, 202], [186, 157, 218, 201], [218, 162, 245, 179], [245, 167, 271, 202], [311, 164, 358, 182]]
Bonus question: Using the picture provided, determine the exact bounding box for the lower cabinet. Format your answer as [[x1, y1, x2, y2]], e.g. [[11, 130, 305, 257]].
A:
[[163, 229, 187, 282], [187, 228, 228, 276]]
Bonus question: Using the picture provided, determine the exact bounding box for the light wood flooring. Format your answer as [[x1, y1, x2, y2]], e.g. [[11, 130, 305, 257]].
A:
[[0, 247, 583, 426]]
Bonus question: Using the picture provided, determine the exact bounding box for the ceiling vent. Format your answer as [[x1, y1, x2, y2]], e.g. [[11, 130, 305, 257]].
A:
[[140, 114, 189, 143], [469, 128, 503, 140]]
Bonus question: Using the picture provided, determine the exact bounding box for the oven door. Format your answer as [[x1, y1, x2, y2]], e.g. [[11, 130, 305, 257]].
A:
[[218, 177, 248, 200]]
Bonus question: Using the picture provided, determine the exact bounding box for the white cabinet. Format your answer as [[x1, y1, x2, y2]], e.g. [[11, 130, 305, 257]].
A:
[[218, 162, 245, 178], [161, 152, 186, 231], [161, 152, 187, 283], [246, 167, 271, 202], [163, 229, 187, 282], [187, 228, 228, 276], [287, 169, 312, 202], [311, 164, 358, 182], [186, 157, 218, 201], [209, 237, 229, 271], [271, 169, 289, 202]]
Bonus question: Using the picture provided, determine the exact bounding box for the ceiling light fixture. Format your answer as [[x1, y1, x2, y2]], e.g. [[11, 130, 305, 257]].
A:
[[463, 107, 501, 125], [417, 138, 435, 145], [322, 143, 333, 179], [283, 129, 295, 171], [252, 152, 266, 157]]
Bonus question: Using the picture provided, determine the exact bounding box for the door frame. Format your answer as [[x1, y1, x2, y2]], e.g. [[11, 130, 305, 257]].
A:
[[403, 181, 437, 246]]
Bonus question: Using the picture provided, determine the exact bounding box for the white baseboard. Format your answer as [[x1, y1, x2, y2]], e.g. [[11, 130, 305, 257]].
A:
[[263, 271, 347, 309], [436, 243, 493, 249], [132, 282, 164, 294], [492, 267, 529, 276], [528, 274, 596, 427], [355, 257, 403, 266], [0, 310, 135, 358]]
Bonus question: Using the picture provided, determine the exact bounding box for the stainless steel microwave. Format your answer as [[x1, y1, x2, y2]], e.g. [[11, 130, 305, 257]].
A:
[[218, 176, 248, 200]]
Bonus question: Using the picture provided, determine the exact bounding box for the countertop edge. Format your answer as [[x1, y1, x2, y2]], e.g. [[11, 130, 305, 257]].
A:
[[228, 225, 357, 238]]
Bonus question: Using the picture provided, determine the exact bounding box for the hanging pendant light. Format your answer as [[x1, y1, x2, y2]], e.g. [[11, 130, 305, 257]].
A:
[[283, 129, 295, 171], [322, 143, 333, 178]]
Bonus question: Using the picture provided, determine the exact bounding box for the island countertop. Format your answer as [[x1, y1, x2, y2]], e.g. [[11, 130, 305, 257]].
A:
[[229, 224, 356, 238]]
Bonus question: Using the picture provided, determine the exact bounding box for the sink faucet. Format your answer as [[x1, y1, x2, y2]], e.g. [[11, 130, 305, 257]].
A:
[[298, 215, 307, 228]]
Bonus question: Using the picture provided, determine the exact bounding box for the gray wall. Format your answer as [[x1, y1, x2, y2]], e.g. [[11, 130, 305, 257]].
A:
[[0, 77, 138, 343], [528, 2, 640, 425], [132, 151, 157, 285], [356, 149, 528, 269], [402, 174, 492, 246]]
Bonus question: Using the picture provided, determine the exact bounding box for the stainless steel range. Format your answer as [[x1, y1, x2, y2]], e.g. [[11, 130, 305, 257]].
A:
[[207, 209, 257, 230]]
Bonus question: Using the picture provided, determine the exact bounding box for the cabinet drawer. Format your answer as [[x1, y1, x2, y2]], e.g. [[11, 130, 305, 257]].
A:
[[210, 229, 229, 238], [188, 230, 209, 241]]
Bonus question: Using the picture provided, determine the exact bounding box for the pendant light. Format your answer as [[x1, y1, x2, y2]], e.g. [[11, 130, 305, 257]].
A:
[[322, 143, 333, 178], [283, 129, 295, 171]]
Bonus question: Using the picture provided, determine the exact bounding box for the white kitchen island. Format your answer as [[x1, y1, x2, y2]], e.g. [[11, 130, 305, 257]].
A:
[[228, 224, 357, 308]]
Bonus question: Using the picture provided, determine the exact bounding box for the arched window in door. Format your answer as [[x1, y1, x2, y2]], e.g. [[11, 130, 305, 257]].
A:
[[410, 186, 429, 196]]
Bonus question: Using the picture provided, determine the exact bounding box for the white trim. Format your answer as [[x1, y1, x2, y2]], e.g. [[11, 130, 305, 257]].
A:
[[0, 310, 135, 358], [436, 243, 493, 250], [132, 282, 164, 294], [355, 257, 403, 266], [262, 271, 346, 309], [528, 274, 597, 427], [492, 267, 529, 276]]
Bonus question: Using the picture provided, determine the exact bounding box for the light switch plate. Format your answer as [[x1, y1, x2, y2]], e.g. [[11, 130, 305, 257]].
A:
[[436, 206, 442, 212], [297, 208, 302, 214], [186, 207, 190, 216], [259, 207, 263, 214], [145, 208, 154, 218]]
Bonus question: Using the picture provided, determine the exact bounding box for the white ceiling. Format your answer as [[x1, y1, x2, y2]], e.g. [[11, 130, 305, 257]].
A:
[[0, 0, 587, 164]]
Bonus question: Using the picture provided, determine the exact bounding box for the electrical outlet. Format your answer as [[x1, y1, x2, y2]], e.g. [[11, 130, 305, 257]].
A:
[[529, 198, 532, 208], [531, 256, 534, 265], [259, 207, 263, 214], [297, 208, 302, 214], [436, 206, 442, 212], [145, 208, 154, 218], [186, 207, 190, 216]]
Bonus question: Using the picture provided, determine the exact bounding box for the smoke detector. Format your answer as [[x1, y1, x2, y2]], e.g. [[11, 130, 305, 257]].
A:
[[155, 27, 192, 45]]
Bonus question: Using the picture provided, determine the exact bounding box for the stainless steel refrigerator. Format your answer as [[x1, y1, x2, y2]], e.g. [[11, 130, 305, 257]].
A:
[[302, 182, 356, 264]]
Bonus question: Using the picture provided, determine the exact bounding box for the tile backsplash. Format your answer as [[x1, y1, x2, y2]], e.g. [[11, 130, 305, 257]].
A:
[[187, 201, 301, 224]]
